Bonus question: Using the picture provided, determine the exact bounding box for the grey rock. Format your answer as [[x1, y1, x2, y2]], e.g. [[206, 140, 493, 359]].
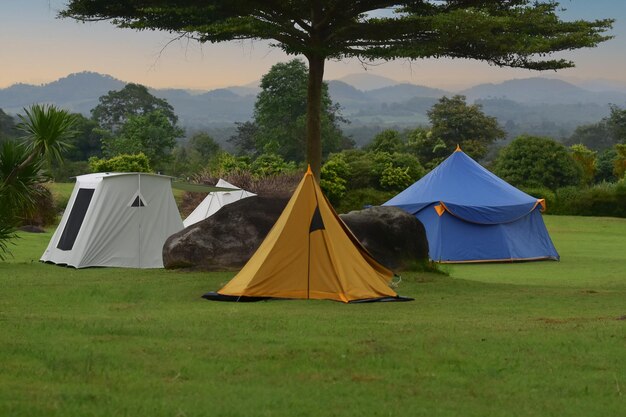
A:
[[340, 206, 429, 270], [163, 196, 288, 271]]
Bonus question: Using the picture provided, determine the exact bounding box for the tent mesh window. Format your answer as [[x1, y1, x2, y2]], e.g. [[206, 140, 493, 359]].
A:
[[130, 195, 145, 207], [57, 188, 95, 251]]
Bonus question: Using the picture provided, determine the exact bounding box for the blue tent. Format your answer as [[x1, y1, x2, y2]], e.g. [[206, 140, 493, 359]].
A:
[[383, 148, 559, 263]]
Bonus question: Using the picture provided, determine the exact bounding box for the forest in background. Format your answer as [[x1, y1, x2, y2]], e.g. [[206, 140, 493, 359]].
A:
[[1, 60, 626, 228]]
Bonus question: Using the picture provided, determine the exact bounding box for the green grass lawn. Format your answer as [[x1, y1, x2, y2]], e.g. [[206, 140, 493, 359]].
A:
[[0, 216, 624, 417]]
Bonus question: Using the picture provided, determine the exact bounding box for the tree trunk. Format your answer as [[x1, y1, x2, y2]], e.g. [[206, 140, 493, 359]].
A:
[[306, 55, 325, 181]]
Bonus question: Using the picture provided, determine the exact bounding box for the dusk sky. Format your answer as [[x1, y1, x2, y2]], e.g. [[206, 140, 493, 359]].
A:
[[1, 0, 625, 91]]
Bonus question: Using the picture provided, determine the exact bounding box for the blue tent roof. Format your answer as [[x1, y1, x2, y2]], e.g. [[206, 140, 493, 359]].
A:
[[384, 149, 559, 262], [384, 149, 543, 224]]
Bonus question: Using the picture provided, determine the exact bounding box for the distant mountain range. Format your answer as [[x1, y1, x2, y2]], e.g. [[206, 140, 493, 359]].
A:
[[337, 73, 399, 91], [460, 77, 626, 105], [2, 71, 625, 145]]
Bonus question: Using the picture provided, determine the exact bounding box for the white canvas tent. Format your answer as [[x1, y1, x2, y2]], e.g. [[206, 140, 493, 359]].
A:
[[41, 172, 184, 268], [183, 179, 256, 227]]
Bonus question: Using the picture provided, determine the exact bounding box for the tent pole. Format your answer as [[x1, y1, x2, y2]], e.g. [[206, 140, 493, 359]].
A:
[[307, 223, 311, 300], [138, 173, 141, 268]]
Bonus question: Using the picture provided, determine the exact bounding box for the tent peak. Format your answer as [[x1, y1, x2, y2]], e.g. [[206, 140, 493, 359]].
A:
[[306, 164, 313, 175], [455, 144, 462, 152]]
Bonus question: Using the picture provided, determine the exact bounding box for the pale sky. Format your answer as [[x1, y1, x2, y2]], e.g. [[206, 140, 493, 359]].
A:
[[1, 0, 625, 91]]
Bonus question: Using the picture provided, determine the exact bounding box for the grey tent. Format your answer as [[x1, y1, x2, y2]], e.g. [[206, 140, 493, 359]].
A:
[[41, 172, 183, 268]]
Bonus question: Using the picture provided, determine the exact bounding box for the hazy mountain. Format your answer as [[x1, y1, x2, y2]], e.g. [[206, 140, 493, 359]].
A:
[[327, 80, 370, 106], [337, 73, 398, 91], [153, 87, 254, 127], [225, 86, 261, 96], [152, 88, 196, 100], [576, 79, 626, 94], [0, 71, 124, 114], [461, 77, 626, 105], [1, 72, 624, 145], [366, 83, 449, 102], [198, 88, 240, 99], [476, 98, 610, 141], [327, 81, 447, 115]]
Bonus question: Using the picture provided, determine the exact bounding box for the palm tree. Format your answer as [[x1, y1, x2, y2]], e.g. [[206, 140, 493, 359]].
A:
[[0, 104, 77, 260]]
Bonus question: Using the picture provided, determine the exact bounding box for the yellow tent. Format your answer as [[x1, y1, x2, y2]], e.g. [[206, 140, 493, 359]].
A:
[[203, 168, 410, 303]]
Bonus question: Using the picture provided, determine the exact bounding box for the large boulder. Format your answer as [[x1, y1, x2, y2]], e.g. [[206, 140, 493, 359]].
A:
[[163, 196, 289, 270], [340, 206, 429, 270]]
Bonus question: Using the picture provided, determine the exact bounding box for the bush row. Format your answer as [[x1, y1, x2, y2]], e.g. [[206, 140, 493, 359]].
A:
[[28, 176, 626, 229], [522, 181, 626, 218]]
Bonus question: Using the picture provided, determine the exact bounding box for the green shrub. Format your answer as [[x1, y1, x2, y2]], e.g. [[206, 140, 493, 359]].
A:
[[215, 153, 251, 175], [552, 186, 589, 215], [89, 153, 152, 173], [520, 182, 626, 218], [340, 149, 379, 189], [569, 144, 597, 186], [614, 144, 626, 180], [320, 172, 347, 205], [365, 129, 404, 153], [549, 182, 626, 217], [336, 188, 396, 214], [588, 182, 626, 217], [334, 150, 424, 193], [19, 184, 56, 226], [321, 154, 350, 204], [595, 148, 618, 183], [379, 164, 412, 191], [388, 152, 425, 182], [493, 135, 582, 190], [250, 153, 297, 176]]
